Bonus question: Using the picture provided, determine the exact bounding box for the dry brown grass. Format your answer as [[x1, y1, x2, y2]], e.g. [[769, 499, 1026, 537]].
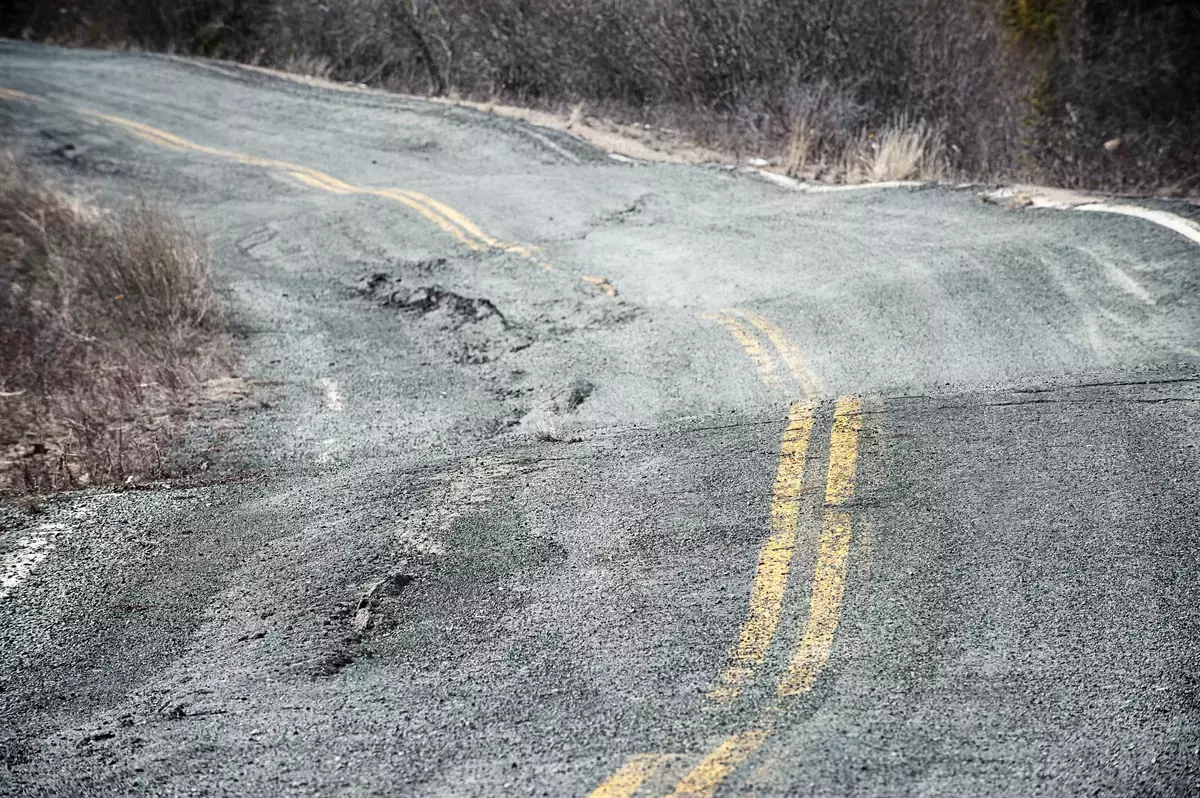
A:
[[784, 116, 947, 184], [281, 51, 334, 80], [6, 0, 1198, 191], [0, 153, 233, 493], [784, 125, 815, 178]]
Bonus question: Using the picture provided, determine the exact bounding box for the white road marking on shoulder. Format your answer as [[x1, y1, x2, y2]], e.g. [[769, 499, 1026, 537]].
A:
[[1075, 203, 1200, 248], [985, 187, 1200, 249], [314, 377, 345, 411], [750, 169, 924, 193], [802, 179, 925, 193], [516, 126, 582, 164], [1, 522, 67, 600]]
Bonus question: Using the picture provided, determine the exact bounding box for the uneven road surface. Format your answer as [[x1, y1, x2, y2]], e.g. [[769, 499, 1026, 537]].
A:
[[2, 41, 1199, 797]]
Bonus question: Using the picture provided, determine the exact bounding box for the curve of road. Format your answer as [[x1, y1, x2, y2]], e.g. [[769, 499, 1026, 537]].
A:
[[1, 40, 1198, 798]]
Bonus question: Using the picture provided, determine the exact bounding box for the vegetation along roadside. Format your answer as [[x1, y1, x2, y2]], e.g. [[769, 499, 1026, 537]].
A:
[[0, 153, 234, 494], [2, 0, 1197, 194]]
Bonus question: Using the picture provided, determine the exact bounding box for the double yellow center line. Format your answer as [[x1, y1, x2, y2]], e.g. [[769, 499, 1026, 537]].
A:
[[705, 401, 814, 704], [592, 311, 865, 798], [702, 309, 823, 397], [1, 85, 618, 293]]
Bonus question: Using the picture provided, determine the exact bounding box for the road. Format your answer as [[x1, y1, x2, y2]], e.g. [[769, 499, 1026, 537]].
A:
[[1, 41, 1198, 797]]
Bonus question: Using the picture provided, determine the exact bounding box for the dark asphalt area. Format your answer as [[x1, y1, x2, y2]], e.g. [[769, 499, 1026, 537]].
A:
[[1, 40, 1198, 797]]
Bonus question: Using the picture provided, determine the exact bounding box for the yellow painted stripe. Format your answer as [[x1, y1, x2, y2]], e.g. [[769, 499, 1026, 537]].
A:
[[86, 109, 547, 262], [725, 309, 824, 398], [23, 94, 530, 254], [777, 509, 852, 696], [402, 189, 501, 246], [701, 313, 780, 388], [588, 753, 670, 798], [128, 130, 190, 152], [86, 110, 358, 193], [777, 395, 861, 697], [0, 87, 46, 103], [580, 274, 618, 296], [367, 188, 484, 249], [402, 189, 553, 266], [289, 171, 357, 194], [823, 395, 862, 506], [707, 402, 814, 705], [114, 113, 479, 245], [4, 86, 592, 281], [666, 729, 771, 798]]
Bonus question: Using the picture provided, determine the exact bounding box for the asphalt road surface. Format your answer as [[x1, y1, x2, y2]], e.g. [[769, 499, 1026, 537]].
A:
[[2, 41, 1199, 798]]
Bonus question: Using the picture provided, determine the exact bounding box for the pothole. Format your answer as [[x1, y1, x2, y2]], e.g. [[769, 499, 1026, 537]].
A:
[[354, 272, 531, 362]]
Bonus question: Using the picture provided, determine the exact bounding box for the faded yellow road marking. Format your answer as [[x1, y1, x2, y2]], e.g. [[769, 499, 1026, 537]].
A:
[[666, 729, 771, 798], [365, 188, 483, 249], [588, 753, 672, 798], [78, 108, 487, 250], [777, 509, 851, 696], [725, 309, 823, 398], [701, 312, 780, 387], [778, 395, 861, 697], [822, 395, 862, 506], [290, 171, 356, 195], [0, 88, 597, 279], [0, 87, 44, 103], [591, 396, 867, 798], [580, 274, 618, 296], [707, 401, 813, 705], [399, 189, 553, 268]]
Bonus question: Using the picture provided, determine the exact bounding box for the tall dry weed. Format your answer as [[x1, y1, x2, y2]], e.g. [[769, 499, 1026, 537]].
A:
[[0, 153, 233, 492], [866, 118, 947, 182]]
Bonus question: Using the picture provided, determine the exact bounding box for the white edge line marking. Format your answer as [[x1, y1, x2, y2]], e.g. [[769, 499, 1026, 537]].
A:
[[1074, 203, 1200, 247], [762, 171, 1200, 248], [516, 126, 582, 164], [1, 522, 67, 600], [983, 188, 1200, 249], [749, 169, 925, 193]]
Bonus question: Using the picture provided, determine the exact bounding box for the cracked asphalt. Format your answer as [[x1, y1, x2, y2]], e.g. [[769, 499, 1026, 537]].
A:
[[1, 40, 1198, 797]]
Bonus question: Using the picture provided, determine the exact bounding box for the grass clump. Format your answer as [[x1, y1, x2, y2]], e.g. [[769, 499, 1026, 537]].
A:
[[786, 116, 948, 183], [0, 153, 233, 493]]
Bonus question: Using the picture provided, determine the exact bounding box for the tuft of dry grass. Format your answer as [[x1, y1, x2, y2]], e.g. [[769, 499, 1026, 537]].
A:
[[282, 51, 334, 80], [784, 116, 947, 184], [784, 125, 814, 178], [566, 102, 586, 131], [524, 407, 581, 444], [0, 153, 233, 493], [864, 117, 947, 182]]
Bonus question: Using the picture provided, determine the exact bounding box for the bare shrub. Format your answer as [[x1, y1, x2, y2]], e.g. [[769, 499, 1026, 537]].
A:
[[0, 153, 233, 493], [3, 0, 1196, 191]]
